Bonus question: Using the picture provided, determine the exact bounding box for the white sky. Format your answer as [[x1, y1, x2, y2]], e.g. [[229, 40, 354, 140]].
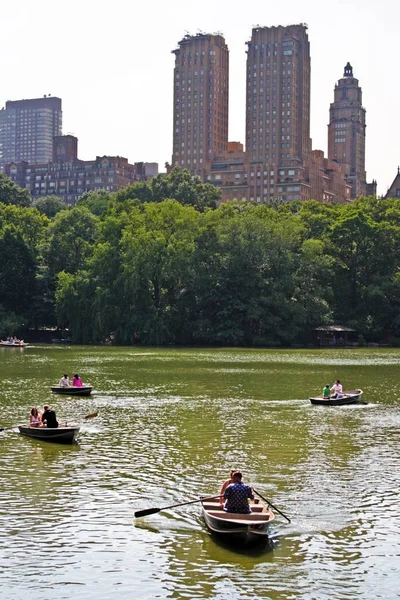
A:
[[1, 0, 396, 195]]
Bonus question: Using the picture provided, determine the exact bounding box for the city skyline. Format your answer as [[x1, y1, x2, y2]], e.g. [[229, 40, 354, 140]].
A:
[[1, 0, 397, 195]]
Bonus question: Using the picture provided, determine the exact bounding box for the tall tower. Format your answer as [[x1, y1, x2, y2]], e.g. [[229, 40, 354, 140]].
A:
[[171, 33, 229, 179], [0, 96, 62, 170], [245, 25, 311, 167], [328, 63, 366, 198]]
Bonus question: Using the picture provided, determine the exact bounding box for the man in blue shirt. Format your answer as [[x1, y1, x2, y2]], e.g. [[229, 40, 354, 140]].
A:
[[223, 471, 254, 513]]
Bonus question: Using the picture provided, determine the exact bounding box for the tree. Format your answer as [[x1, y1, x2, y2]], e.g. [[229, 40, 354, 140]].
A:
[[114, 167, 221, 211], [33, 195, 67, 218], [0, 173, 31, 207], [76, 189, 112, 217]]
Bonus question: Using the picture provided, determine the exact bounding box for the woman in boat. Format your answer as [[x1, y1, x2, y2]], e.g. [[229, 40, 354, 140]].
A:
[[330, 379, 343, 399], [219, 469, 238, 505], [30, 407, 41, 427], [223, 471, 254, 514], [72, 374, 83, 387]]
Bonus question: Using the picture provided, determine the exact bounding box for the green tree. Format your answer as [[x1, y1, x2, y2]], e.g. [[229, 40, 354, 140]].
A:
[[33, 195, 67, 218], [0, 173, 31, 207], [114, 167, 221, 211]]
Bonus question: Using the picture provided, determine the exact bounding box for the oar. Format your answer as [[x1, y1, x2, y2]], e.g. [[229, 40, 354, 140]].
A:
[[84, 412, 98, 419], [135, 495, 221, 518], [254, 489, 291, 523], [0, 424, 19, 433]]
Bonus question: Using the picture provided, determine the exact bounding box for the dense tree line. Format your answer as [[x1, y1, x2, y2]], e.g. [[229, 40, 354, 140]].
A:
[[1, 169, 400, 346]]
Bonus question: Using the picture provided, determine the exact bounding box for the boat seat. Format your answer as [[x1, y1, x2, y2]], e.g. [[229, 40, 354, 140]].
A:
[[202, 502, 265, 513]]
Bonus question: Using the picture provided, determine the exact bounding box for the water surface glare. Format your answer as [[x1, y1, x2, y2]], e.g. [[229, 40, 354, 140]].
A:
[[0, 346, 399, 599]]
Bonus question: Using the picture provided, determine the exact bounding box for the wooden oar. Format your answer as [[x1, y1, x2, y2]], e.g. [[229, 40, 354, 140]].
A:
[[0, 425, 19, 432], [135, 495, 221, 518], [84, 412, 98, 419], [253, 489, 291, 523]]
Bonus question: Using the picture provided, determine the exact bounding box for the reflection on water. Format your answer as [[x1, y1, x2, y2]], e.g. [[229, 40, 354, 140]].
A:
[[0, 346, 399, 599]]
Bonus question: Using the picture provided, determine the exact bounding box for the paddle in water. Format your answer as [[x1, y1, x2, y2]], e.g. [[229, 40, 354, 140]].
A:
[[253, 489, 291, 523], [135, 495, 221, 518]]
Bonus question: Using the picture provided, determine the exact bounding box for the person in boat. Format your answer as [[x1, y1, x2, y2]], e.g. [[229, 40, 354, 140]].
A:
[[59, 374, 70, 387], [72, 374, 83, 387], [219, 469, 238, 505], [330, 379, 343, 399], [30, 407, 42, 427], [41, 405, 58, 428], [223, 471, 254, 514], [323, 384, 331, 398]]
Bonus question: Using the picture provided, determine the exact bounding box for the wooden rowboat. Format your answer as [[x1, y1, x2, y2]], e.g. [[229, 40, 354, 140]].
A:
[[201, 497, 275, 545], [310, 389, 363, 406], [18, 425, 80, 444], [51, 386, 92, 396]]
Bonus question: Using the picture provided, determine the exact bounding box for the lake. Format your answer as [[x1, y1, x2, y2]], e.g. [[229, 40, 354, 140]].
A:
[[0, 345, 399, 600]]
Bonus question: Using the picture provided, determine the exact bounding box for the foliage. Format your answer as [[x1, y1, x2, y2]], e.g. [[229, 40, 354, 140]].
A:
[[33, 195, 67, 218], [0, 173, 31, 207]]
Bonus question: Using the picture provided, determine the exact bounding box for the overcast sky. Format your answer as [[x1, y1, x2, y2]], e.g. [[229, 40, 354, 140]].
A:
[[1, 0, 396, 195]]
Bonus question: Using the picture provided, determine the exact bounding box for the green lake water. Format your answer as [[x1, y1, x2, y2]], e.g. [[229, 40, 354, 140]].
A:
[[0, 345, 399, 599]]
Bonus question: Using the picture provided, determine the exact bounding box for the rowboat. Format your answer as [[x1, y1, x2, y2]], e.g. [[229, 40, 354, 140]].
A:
[[18, 425, 80, 444], [0, 341, 28, 347], [310, 389, 363, 406], [51, 385, 92, 396], [201, 497, 275, 545]]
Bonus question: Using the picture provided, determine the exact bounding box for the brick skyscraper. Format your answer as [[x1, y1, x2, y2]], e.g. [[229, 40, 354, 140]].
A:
[[171, 33, 229, 179], [0, 96, 62, 170], [328, 63, 367, 198]]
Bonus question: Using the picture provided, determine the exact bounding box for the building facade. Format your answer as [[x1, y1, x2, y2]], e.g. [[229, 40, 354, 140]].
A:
[[0, 96, 62, 170], [5, 135, 158, 205], [171, 33, 229, 180], [328, 63, 367, 198]]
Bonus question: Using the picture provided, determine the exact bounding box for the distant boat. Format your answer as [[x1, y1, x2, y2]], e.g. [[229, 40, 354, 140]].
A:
[[201, 497, 275, 545], [0, 340, 28, 347], [51, 385, 92, 396], [310, 389, 364, 406], [18, 425, 80, 444], [51, 338, 71, 344]]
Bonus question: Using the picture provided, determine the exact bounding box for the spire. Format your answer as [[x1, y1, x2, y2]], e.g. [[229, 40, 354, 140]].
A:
[[343, 62, 353, 77]]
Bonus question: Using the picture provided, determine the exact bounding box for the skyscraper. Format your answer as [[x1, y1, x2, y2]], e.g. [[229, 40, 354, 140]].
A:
[[328, 63, 366, 198], [171, 33, 229, 178], [0, 96, 62, 170], [244, 24, 312, 202]]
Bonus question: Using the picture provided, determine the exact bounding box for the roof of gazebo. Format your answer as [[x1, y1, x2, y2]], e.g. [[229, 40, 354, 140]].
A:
[[313, 325, 356, 333]]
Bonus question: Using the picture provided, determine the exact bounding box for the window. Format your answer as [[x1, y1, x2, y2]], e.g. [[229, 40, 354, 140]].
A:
[[283, 50, 293, 56]]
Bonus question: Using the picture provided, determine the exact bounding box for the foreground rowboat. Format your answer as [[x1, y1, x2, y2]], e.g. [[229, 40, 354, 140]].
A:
[[0, 341, 29, 347], [310, 389, 363, 406], [18, 425, 80, 444], [201, 497, 275, 545], [51, 386, 92, 396]]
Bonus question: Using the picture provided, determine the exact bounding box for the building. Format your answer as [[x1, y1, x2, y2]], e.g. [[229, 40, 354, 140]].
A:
[[171, 33, 229, 180], [0, 96, 62, 170], [4, 135, 158, 205], [384, 167, 400, 198], [246, 24, 311, 166], [328, 64, 367, 198]]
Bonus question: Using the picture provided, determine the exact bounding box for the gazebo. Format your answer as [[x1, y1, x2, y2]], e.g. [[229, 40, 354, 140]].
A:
[[313, 325, 357, 347]]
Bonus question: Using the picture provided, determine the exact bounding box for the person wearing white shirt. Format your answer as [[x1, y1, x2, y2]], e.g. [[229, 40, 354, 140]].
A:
[[331, 379, 343, 398]]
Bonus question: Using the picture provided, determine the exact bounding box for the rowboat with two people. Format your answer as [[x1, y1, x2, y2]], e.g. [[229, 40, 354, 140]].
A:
[[51, 373, 92, 396], [0, 338, 28, 347], [18, 425, 80, 444], [310, 389, 364, 406]]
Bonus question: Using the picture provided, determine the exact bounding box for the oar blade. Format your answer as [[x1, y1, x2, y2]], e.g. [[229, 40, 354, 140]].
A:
[[134, 507, 161, 518], [84, 412, 98, 419]]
